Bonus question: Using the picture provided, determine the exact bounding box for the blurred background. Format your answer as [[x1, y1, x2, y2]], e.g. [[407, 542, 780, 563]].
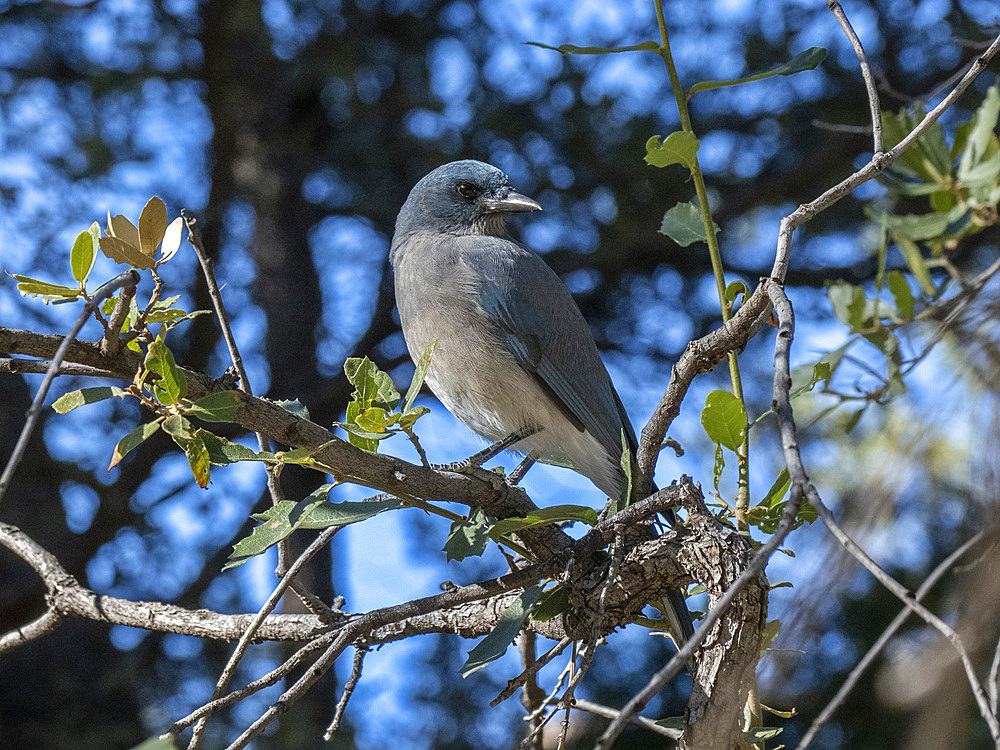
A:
[[1, 0, 999, 748]]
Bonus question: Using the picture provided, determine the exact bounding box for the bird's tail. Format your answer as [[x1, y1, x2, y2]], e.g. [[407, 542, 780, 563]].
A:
[[661, 588, 696, 647]]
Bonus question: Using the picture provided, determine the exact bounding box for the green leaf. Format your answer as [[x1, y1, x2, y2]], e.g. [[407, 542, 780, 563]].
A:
[[99, 235, 155, 270], [760, 619, 782, 656], [658, 200, 720, 247], [744, 727, 783, 742], [138, 197, 169, 256], [688, 47, 826, 95], [863, 328, 906, 396], [404, 340, 436, 413], [162, 414, 196, 444], [144, 339, 187, 404], [789, 361, 832, 399], [345, 356, 400, 410], [461, 584, 544, 677], [769, 580, 793, 589], [701, 390, 748, 451], [70, 229, 97, 284], [532, 584, 570, 622], [344, 401, 380, 451], [276, 398, 310, 421], [712, 443, 724, 491], [225, 493, 402, 569], [490, 505, 599, 538], [762, 468, 791, 509], [182, 390, 242, 423], [444, 507, 490, 562], [762, 704, 797, 719], [958, 85, 1000, 182], [10, 274, 83, 302], [724, 280, 748, 304], [353, 405, 398, 433], [644, 131, 699, 172], [789, 341, 852, 398], [184, 431, 212, 488], [109, 421, 161, 469], [893, 235, 935, 297], [197, 430, 275, 465], [825, 280, 871, 329], [52, 386, 126, 414], [887, 270, 914, 320], [525, 40, 659, 56]]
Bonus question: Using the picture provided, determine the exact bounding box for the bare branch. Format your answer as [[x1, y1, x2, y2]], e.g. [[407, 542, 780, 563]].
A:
[[0, 358, 120, 379], [0, 270, 139, 509], [771, 30, 1000, 282], [796, 531, 988, 749], [324, 646, 366, 738], [572, 698, 680, 740], [827, 0, 883, 153]]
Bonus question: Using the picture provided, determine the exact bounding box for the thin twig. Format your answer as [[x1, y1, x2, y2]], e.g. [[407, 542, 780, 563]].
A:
[[595, 280, 801, 750], [169, 638, 331, 734], [492, 637, 573, 707], [188, 525, 340, 748], [518, 630, 545, 750], [771, 31, 1000, 282], [572, 698, 680, 740], [827, 0, 883, 153], [990, 634, 1000, 719], [324, 646, 366, 738], [795, 531, 987, 749], [0, 270, 139, 509], [764, 283, 1000, 745]]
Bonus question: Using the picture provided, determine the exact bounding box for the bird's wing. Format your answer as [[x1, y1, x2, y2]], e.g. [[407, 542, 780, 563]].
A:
[[457, 236, 625, 459]]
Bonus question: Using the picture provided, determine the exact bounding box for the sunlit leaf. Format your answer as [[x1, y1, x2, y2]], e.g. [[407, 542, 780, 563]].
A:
[[345, 356, 400, 410], [144, 339, 187, 404], [184, 432, 211, 488], [701, 390, 748, 451], [52, 386, 126, 414], [404, 340, 436, 412], [461, 584, 544, 677], [489, 505, 598, 539], [107, 212, 141, 249], [644, 131, 699, 172], [10, 274, 83, 301], [70, 229, 96, 284], [158, 216, 184, 264], [99, 235, 155, 270], [138, 197, 168, 256], [762, 468, 790, 509], [130, 737, 178, 750]]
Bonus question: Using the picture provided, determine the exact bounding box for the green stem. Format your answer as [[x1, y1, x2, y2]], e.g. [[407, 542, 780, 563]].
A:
[[652, 0, 750, 524]]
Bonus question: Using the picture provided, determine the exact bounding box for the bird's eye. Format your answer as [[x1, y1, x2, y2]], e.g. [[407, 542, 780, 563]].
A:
[[455, 181, 479, 200]]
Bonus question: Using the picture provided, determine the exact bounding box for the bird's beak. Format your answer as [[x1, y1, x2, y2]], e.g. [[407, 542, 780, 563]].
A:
[[481, 191, 542, 214]]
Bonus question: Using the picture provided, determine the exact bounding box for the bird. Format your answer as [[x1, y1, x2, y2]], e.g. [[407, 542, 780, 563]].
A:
[[390, 159, 694, 644]]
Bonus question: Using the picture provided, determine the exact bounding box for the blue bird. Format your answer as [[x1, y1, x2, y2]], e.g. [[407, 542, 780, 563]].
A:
[[391, 160, 694, 644]]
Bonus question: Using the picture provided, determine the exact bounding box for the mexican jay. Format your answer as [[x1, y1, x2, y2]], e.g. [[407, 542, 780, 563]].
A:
[[390, 160, 694, 643]]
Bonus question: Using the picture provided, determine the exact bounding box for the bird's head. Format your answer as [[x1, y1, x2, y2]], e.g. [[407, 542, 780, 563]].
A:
[[394, 160, 541, 238]]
